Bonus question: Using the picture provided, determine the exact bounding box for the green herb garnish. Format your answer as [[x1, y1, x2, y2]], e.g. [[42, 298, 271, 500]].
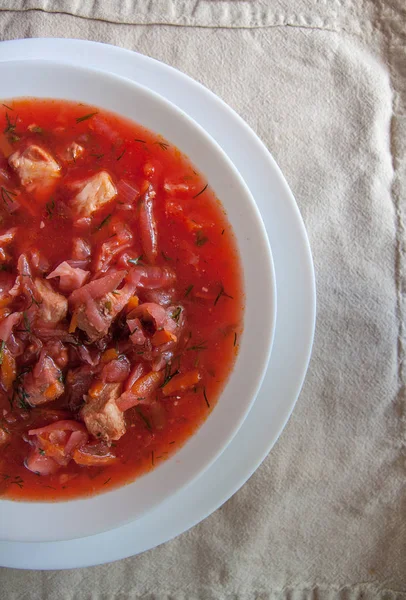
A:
[[116, 148, 126, 161], [203, 387, 210, 408], [171, 307, 182, 323], [214, 285, 234, 306], [134, 138, 146, 144], [161, 251, 172, 261], [195, 230, 208, 247], [193, 182, 208, 199], [22, 312, 31, 333], [76, 111, 98, 123], [95, 214, 111, 231], [161, 367, 180, 389], [135, 407, 152, 431], [38, 448, 46, 456], [184, 284, 193, 298], [46, 199, 55, 219], [234, 332, 237, 346], [2, 104, 13, 111], [154, 141, 169, 151], [1, 186, 17, 206], [187, 342, 207, 351], [128, 255, 143, 266], [4, 112, 17, 134], [0, 340, 5, 365]]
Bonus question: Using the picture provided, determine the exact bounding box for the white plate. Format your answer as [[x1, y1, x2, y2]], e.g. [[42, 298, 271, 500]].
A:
[[0, 60, 275, 543], [0, 38, 315, 569]]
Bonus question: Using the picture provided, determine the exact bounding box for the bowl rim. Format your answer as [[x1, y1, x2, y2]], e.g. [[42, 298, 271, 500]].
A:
[[0, 59, 276, 543]]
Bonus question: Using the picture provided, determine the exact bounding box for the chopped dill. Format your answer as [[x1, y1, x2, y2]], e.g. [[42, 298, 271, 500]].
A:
[[1, 186, 17, 206], [76, 111, 98, 123], [193, 182, 208, 199], [94, 214, 111, 231], [214, 285, 234, 306], [154, 141, 169, 151], [203, 387, 210, 408], [184, 284, 194, 298], [195, 230, 208, 247]]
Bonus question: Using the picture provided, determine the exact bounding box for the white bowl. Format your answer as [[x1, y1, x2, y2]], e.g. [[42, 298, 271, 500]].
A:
[[0, 60, 276, 543]]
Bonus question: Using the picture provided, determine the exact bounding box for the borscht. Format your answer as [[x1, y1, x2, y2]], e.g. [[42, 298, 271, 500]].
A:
[[0, 99, 243, 500]]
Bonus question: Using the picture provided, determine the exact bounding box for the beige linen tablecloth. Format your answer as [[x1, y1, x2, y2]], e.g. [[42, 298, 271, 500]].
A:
[[0, 1, 405, 598]]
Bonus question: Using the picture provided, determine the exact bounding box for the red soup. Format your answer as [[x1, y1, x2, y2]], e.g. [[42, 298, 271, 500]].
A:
[[0, 99, 243, 500]]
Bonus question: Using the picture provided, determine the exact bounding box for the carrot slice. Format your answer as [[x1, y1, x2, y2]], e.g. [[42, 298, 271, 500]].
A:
[[126, 295, 139, 311], [44, 381, 63, 400], [151, 329, 177, 347], [88, 381, 106, 399], [116, 370, 164, 411], [162, 370, 201, 397], [101, 348, 119, 363], [1, 349, 16, 390], [0, 134, 14, 158], [69, 312, 78, 333], [0, 297, 12, 309], [72, 448, 116, 466], [131, 370, 164, 397]]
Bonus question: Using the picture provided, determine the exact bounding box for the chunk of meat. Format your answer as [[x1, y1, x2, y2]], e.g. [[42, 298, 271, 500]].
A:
[[81, 382, 125, 441], [74, 301, 110, 343], [65, 365, 95, 411], [70, 171, 117, 217], [69, 269, 141, 342], [8, 144, 61, 195], [47, 261, 90, 293], [44, 340, 68, 369], [23, 350, 64, 406], [34, 278, 68, 324]]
